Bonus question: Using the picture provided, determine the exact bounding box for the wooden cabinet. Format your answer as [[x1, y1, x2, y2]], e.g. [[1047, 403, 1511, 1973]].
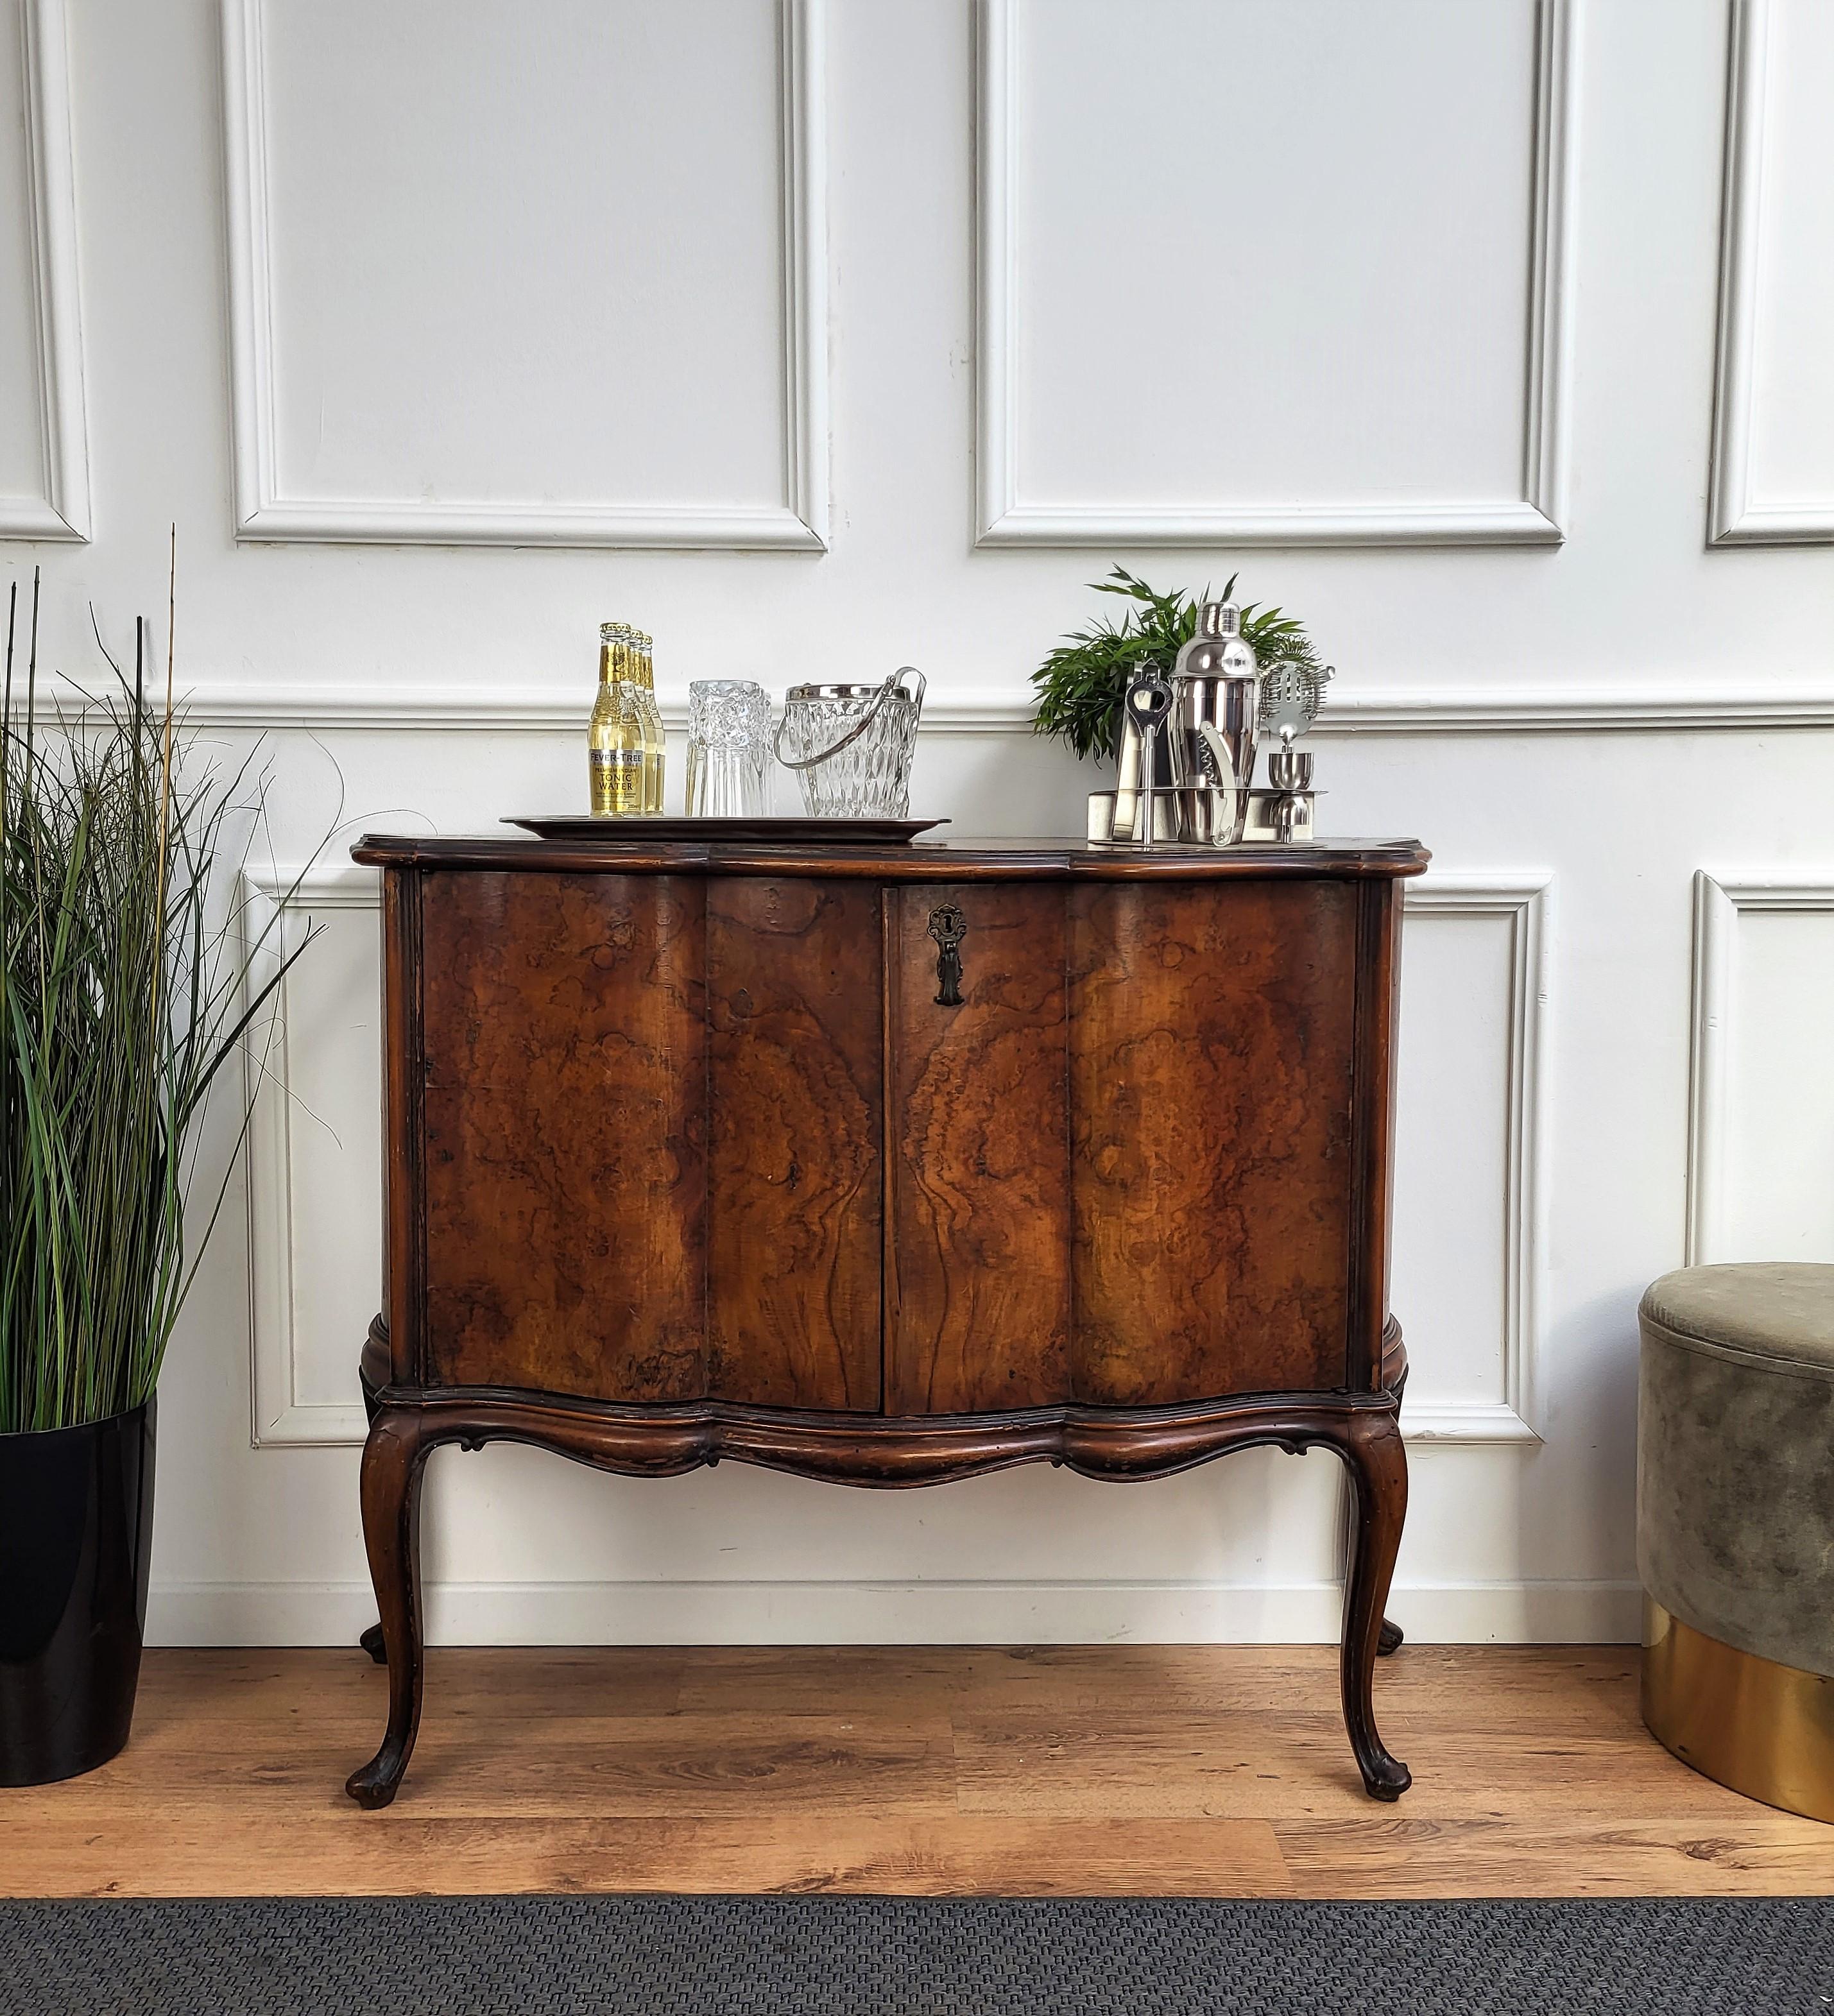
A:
[[705, 876, 883, 1412], [420, 871, 708, 1403], [348, 835, 1425, 1811], [886, 880, 1072, 1415], [1067, 878, 1362, 1406]]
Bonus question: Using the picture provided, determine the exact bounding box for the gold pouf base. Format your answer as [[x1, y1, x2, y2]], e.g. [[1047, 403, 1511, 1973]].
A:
[[1643, 1596, 1834, 1824]]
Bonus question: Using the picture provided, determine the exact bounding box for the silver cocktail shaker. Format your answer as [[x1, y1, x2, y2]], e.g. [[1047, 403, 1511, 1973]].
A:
[[1169, 601, 1259, 845]]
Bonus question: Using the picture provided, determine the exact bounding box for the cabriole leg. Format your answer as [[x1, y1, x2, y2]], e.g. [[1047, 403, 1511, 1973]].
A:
[[1378, 1363, 1407, 1657], [357, 1378, 387, 1662], [346, 1410, 433, 1809], [1336, 1409, 1412, 1800]]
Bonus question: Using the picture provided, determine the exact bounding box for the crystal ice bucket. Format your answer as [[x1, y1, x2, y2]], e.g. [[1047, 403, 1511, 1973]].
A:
[[773, 667, 926, 818]]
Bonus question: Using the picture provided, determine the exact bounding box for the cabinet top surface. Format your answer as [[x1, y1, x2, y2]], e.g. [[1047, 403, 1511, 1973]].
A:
[[352, 833, 1429, 880]]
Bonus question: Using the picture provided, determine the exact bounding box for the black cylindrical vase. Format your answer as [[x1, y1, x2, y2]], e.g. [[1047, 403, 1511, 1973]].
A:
[[0, 1396, 156, 1786]]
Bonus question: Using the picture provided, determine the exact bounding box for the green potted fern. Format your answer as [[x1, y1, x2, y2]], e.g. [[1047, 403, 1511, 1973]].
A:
[[1029, 565, 1328, 762], [0, 570, 309, 1784]]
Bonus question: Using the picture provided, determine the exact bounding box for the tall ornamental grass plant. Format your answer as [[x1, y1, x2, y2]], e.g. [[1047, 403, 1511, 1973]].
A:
[[1, 570, 309, 1433]]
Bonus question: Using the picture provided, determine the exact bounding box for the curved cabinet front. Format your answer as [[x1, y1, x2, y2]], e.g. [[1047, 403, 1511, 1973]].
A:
[[411, 862, 1376, 1415], [1067, 876, 1359, 1406]]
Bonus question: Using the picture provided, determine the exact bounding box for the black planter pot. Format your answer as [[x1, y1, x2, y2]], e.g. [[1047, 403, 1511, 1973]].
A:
[[0, 1396, 156, 1786]]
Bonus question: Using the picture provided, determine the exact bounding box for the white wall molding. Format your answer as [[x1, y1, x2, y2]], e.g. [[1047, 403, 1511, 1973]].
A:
[[1, 0, 90, 541], [148, 1573, 1642, 1648], [162, 678, 1834, 737], [974, 0, 1575, 549], [241, 864, 380, 1448], [239, 863, 1551, 1460], [220, 0, 828, 551], [1708, 0, 1834, 545], [1708, 0, 1774, 543], [1399, 875, 1552, 1446], [239, 862, 1553, 1460], [1317, 683, 1834, 734], [1686, 871, 1834, 1262], [1687, 870, 1734, 1263]]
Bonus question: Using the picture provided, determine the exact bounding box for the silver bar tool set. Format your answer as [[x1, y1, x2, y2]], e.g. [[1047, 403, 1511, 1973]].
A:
[[1088, 601, 1332, 849]]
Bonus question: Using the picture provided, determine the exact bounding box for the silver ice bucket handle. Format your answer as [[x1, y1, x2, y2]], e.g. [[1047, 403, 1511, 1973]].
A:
[[772, 666, 927, 770]]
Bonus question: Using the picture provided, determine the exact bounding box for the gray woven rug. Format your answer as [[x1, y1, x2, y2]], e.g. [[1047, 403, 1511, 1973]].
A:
[[1, 1895, 1828, 2015]]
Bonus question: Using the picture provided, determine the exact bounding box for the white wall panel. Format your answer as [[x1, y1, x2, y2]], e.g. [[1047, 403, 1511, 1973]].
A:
[[977, 0, 1573, 546], [243, 869, 382, 1446], [0, 0, 88, 539], [1394, 879, 1549, 1444], [245, 864, 1556, 1456], [223, 0, 827, 547], [1688, 875, 1834, 1262], [0, 4, 37, 509], [1710, 0, 1834, 543]]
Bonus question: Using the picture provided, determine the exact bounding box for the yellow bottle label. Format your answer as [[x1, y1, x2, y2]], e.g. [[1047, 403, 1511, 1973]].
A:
[[590, 747, 645, 815]]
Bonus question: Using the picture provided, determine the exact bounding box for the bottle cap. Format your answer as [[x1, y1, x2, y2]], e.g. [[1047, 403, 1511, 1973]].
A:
[[599, 621, 626, 644], [1199, 601, 1242, 639]]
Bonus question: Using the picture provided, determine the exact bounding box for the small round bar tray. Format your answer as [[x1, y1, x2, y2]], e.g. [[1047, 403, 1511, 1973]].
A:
[[503, 816, 950, 844]]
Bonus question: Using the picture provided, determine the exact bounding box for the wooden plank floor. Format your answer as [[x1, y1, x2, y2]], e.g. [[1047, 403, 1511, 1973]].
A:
[[5, 1644, 1833, 1898]]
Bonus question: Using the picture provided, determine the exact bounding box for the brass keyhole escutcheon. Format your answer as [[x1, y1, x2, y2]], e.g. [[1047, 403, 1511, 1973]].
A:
[[927, 903, 968, 1007]]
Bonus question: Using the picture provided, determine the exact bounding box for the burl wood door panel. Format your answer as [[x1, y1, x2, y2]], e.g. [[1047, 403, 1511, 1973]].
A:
[[1068, 879, 1358, 1405], [887, 884, 1072, 1414], [706, 878, 882, 1411], [420, 872, 707, 1402]]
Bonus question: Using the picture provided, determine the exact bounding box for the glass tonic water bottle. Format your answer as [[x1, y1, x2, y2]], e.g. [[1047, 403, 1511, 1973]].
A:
[[588, 622, 645, 816]]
